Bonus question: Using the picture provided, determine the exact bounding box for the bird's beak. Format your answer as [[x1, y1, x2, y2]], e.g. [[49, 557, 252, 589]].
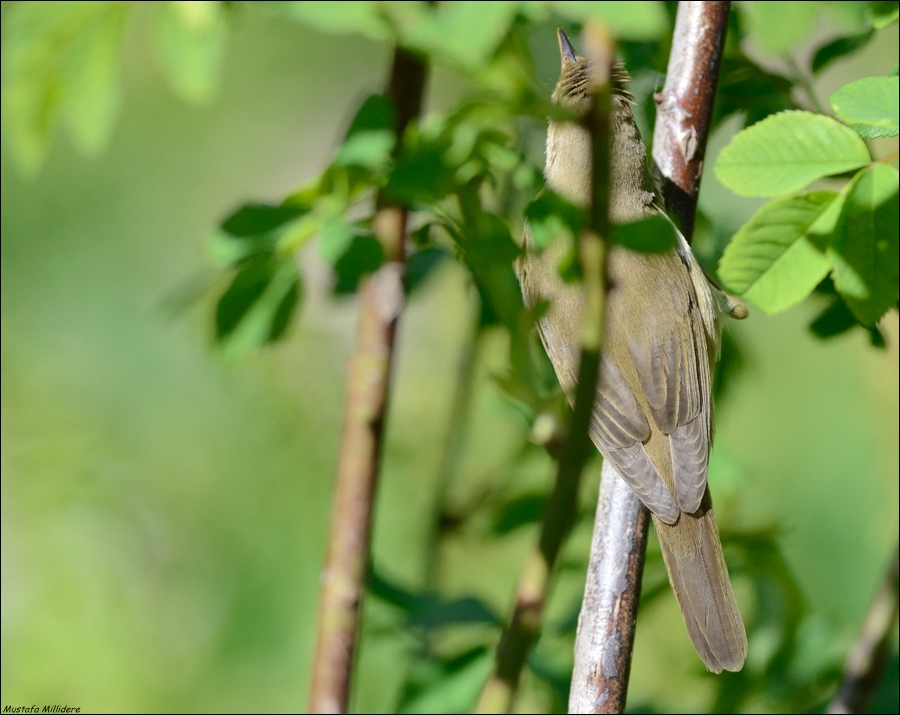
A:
[[557, 28, 578, 65]]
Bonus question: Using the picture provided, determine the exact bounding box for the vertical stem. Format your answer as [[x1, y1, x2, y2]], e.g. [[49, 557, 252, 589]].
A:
[[308, 46, 427, 715], [652, 0, 731, 241]]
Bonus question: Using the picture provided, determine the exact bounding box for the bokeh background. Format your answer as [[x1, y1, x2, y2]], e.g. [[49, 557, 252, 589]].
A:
[[2, 2, 897, 712]]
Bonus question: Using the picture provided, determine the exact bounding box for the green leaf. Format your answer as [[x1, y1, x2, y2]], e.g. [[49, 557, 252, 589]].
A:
[[808, 296, 886, 347], [830, 76, 899, 139], [714, 56, 796, 127], [612, 215, 678, 253], [333, 94, 396, 169], [317, 215, 357, 265], [220, 202, 306, 237], [392, 1, 519, 70], [525, 190, 584, 250], [332, 234, 384, 295], [811, 30, 875, 74], [868, 1, 900, 29], [407, 247, 448, 295], [215, 258, 301, 356], [1, 1, 129, 174], [718, 192, 841, 313], [744, 1, 818, 56], [153, 0, 228, 105], [829, 164, 899, 325], [396, 648, 492, 715], [715, 111, 871, 197], [278, 0, 391, 40], [549, 1, 669, 41]]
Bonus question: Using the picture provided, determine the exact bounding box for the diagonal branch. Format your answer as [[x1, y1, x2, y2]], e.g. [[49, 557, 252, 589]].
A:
[[652, 0, 732, 241], [827, 544, 900, 715], [308, 45, 428, 715]]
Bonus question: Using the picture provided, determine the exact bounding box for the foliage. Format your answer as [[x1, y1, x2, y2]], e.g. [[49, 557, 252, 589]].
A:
[[2, 1, 898, 714]]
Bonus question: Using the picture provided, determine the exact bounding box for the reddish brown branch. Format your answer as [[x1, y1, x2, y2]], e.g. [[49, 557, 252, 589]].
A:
[[652, 1, 731, 241], [308, 46, 427, 715]]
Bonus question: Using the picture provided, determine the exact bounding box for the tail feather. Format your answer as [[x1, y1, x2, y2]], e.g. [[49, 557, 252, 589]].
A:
[[652, 488, 747, 672]]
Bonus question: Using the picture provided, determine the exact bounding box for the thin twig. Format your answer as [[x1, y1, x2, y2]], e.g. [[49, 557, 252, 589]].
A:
[[308, 46, 427, 715], [652, 0, 731, 241], [827, 544, 900, 714], [476, 23, 615, 714]]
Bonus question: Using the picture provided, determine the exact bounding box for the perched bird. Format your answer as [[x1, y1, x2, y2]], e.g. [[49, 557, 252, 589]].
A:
[[517, 29, 748, 672]]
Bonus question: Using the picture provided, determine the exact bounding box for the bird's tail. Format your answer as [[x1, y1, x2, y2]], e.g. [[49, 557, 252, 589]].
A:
[[652, 489, 747, 673]]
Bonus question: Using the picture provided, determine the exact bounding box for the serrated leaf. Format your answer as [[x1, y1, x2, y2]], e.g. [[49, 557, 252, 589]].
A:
[[744, 1, 818, 56], [215, 258, 301, 356], [1, 1, 129, 174], [811, 30, 874, 74], [552, 1, 669, 41], [830, 76, 899, 139], [612, 215, 677, 254], [715, 111, 871, 196], [719, 192, 840, 313], [829, 164, 899, 325], [153, 1, 228, 105]]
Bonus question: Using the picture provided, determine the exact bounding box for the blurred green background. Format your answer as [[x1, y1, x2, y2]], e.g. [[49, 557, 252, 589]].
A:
[[2, 2, 897, 713]]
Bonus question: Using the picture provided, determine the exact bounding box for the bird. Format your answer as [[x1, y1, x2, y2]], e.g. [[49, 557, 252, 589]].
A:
[[516, 28, 748, 673]]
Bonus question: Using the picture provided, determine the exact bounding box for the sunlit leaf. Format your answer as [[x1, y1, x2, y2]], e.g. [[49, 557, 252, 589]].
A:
[[830, 164, 900, 325], [525, 190, 584, 250], [278, 0, 392, 40], [1, 1, 129, 173], [549, 1, 669, 41], [719, 192, 840, 313], [830, 76, 899, 139], [153, 1, 228, 105], [392, 1, 518, 70], [333, 94, 396, 169], [317, 214, 357, 264], [715, 111, 871, 196]]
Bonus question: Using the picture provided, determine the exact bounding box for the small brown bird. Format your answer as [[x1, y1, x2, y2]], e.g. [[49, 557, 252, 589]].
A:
[[517, 29, 747, 672]]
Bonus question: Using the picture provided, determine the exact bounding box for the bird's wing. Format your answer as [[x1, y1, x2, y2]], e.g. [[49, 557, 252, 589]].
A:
[[590, 258, 715, 519]]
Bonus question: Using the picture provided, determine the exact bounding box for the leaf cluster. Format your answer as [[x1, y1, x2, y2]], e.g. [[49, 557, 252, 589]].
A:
[[715, 8, 899, 342]]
